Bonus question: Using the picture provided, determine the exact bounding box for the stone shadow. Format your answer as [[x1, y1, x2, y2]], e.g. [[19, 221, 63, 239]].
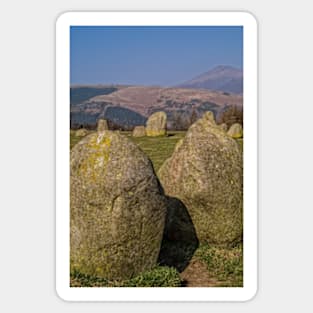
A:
[[158, 196, 199, 272]]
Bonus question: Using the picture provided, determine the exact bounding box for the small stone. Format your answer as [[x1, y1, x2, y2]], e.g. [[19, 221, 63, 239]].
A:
[[227, 123, 243, 138], [132, 126, 146, 137], [146, 111, 167, 137], [97, 119, 109, 132], [75, 128, 88, 137]]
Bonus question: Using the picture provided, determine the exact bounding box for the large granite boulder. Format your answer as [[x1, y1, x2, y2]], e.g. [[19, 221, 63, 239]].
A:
[[132, 126, 146, 137], [146, 111, 167, 137], [227, 123, 243, 138], [97, 119, 109, 132], [158, 111, 243, 245], [70, 130, 167, 280]]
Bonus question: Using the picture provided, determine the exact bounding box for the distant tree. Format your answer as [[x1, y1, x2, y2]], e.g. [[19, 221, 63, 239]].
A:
[[217, 105, 243, 128], [82, 123, 97, 130], [172, 111, 189, 131], [172, 112, 181, 130], [189, 108, 198, 126], [107, 119, 130, 131]]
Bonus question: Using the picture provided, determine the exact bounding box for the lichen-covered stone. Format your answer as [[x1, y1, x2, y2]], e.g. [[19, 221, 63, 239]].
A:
[[70, 130, 166, 280], [219, 123, 228, 132], [75, 128, 88, 137], [132, 126, 146, 137], [97, 119, 108, 132], [227, 123, 243, 138], [158, 111, 243, 245], [146, 111, 167, 137]]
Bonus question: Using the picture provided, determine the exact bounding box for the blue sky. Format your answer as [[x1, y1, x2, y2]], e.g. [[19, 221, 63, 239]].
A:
[[70, 26, 242, 86]]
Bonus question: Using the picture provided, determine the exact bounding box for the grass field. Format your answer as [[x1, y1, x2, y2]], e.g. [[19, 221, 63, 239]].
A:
[[70, 130, 243, 287], [128, 131, 186, 172]]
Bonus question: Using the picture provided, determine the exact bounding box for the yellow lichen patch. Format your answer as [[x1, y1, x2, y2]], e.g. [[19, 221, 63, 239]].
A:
[[230, 133, 243, 139], [77, 134, 112, 181], [87, 133, 111, 149], [227, 123, 243, 139]]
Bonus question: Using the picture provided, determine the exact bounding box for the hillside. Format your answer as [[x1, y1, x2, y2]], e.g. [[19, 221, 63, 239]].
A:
[[70, 85, 128, 105], [176, 65, 243, 94], [70, 86, 242, 129]]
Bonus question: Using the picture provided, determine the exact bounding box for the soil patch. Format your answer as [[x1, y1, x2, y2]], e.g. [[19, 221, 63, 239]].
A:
[[180, 257, 219, 287]]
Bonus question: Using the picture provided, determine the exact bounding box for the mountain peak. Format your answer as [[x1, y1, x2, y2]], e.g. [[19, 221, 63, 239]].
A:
[[177, 65, 243, 94], [204, 65, 242, 76], [212, 65, 238, 71]]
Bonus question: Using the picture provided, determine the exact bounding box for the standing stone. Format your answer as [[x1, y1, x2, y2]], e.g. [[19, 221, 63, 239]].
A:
[[75, 128, 88, 137], [158, 111, 243, 245], [97, 119, 108, 132], [146, 111, 167, 137], [227, 123, 243, 138], [219, 123, 228, 132], [71, 131, 166, 280], [132, 126, 146, 137]]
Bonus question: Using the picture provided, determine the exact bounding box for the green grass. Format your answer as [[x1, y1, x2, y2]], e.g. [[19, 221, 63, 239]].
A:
[[128, 131, 185, 172], [70, 266, 182, 287], [195, 243, 243, 287], [70, 130, 93, 149]]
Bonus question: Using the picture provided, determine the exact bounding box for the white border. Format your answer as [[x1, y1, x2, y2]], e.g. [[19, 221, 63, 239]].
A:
[[56, 11, 258, 302]]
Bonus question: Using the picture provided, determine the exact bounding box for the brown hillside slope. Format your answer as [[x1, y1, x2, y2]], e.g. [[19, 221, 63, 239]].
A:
[[88, 86, 242, 117]]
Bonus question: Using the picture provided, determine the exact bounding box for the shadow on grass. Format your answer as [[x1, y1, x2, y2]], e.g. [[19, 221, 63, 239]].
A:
[[158, 197, 199, 272]]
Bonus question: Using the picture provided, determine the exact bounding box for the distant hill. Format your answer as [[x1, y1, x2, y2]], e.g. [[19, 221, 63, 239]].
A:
[[176, 65, 243, 94], [70, 85, 242, 129], [70, 85, 128, 105]]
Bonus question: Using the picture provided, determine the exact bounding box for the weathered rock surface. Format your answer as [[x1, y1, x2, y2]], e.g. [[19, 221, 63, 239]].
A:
[[97, 119, 108, 132], [146, 111, 167, 136], [70, 130, 166, 280], [132, 126, 146, 137], [227, 123, 243, 138], [158, 111, 243, 245], [75, 128, 88, 137]]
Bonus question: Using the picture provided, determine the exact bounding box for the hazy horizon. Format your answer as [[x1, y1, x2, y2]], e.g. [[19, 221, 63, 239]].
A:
[[70, 26, 243, 86]]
